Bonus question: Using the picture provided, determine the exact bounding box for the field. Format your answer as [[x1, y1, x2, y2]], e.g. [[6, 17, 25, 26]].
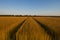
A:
[[0, 16, 60, 40]]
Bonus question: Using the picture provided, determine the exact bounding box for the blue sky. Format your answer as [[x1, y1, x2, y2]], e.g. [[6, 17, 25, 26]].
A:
[[0, 0, 60, 15]]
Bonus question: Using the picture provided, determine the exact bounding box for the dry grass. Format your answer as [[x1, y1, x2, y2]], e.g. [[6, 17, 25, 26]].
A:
[[0, 16, 60, 40], [0, 16, 27, 40], [33, 17, 60, 33]]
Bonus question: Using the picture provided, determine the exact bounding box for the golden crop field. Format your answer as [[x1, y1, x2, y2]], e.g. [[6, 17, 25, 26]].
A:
[[0, 16, 27, 40], [0, 16, 60, 40]]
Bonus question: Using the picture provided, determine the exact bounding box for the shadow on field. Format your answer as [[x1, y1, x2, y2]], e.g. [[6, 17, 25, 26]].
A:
[[7, 19, 26, 40], [33, 18, 57, 40]]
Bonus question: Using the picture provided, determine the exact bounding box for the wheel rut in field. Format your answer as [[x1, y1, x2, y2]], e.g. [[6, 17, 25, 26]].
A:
[[16, 17, 53, 40], [2, 17, 59, 40], [7, 19, 27, 40], [33, 18, 57, 40]]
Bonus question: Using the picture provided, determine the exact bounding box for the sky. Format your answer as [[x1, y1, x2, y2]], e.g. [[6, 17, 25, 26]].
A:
[[0, 0, 60, 16]]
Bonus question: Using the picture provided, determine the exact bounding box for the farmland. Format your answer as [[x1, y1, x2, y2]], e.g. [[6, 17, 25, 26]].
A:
[[0, 16, 60, 40]]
